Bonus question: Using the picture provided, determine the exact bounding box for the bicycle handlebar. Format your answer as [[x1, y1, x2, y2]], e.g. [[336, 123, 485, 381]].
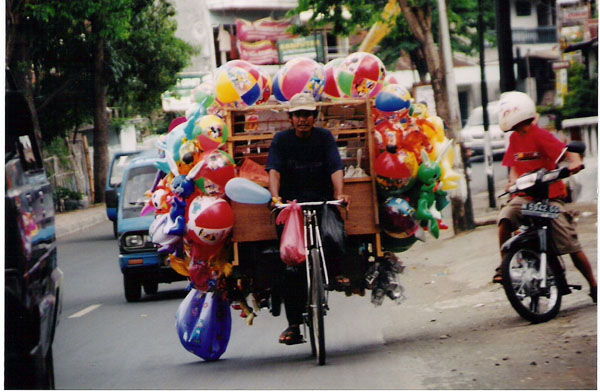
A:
[[273, 199, 345, 209]]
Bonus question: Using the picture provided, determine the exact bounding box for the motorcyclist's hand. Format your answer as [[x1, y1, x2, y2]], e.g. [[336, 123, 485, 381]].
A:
[[505, 181, 515, 192], [568, 163, 584, 174], [269, 196, 282, 209]]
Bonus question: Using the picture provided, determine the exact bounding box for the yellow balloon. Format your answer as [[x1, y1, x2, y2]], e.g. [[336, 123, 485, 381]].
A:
[[216, 71, 242, 104], [169, 254, 190, 277], [428, 116, 446, 142]]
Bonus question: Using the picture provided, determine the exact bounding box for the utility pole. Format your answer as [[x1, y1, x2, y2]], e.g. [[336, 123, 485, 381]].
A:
[[494, 0, 516, 92], [479, 0, 496, 208], [437, 0, 475, 231]]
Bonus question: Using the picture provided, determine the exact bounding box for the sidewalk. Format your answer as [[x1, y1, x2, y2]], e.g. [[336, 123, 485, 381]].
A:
[[55, 203, 108, 239]]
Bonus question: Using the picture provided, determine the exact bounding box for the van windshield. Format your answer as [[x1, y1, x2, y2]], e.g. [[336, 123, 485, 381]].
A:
[[467, 105, 499, 126], [121, 165, 157, 218]]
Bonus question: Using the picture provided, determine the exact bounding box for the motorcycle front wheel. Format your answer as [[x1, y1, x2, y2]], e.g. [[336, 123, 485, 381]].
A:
[[501, 248, 562, 323]]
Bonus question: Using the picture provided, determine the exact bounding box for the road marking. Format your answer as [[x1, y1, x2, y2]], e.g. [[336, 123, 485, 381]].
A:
[[68, 304, 102, 318]]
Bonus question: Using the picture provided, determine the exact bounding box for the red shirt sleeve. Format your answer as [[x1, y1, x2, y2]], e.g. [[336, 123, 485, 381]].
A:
[[534, 125, 566, 164]]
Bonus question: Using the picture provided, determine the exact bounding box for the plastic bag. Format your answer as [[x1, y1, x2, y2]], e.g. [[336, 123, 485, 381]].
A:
[[176, 290, 232, 361], [239, 158, 269, 187], [275, 201, 306, 266], [321, 204, 347, 255]]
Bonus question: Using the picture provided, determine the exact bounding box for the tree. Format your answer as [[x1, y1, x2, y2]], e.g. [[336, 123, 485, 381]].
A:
[[562, 62, 598, 119], [6, 0, 192, 203]]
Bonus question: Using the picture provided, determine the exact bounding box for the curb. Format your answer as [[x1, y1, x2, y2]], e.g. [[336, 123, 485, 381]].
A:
[[55, 203, 109, 239]]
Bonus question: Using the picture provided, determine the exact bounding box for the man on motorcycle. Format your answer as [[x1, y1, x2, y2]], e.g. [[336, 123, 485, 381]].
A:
[[267, 93, 352, 345], [493, 91, 597, 303]]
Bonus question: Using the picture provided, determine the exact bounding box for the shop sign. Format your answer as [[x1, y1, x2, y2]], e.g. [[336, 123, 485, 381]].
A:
[[277, 35, 325, 63]]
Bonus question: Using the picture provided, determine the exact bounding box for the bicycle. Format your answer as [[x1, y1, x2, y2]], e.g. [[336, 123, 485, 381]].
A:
[[274, 200, 345, 366]]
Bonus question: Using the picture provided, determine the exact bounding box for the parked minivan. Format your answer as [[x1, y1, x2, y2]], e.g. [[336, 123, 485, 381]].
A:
[[113, 152, 186, 302], [5, 86, 63, 388], [461, 101, 508, 160]]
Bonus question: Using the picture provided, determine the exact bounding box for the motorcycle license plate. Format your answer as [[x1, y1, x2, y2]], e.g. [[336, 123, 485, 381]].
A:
[[522, 202, 560, 218]]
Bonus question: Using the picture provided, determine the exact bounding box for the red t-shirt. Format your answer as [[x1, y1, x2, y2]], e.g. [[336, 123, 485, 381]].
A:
[[502, 124, 567, 199]]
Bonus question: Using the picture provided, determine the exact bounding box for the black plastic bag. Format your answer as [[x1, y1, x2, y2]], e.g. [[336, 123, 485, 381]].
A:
[[320, 204, 347, 255]]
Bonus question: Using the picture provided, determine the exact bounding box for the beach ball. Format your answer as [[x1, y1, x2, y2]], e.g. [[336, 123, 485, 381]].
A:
[[186, 196, 234, 246], [165, 121, 187, 163], [380, 197, 419, 239], [272, 57, 326, 102], [323, 58, 346, 100], [375, 150, 418, 195], [255, 68, 273, 105], [190, 114, 229, 151], [215, 60, 262, 108], [375, 83, 412, 113], [337, 52, 386, 98], [198, 149, 236, 188]]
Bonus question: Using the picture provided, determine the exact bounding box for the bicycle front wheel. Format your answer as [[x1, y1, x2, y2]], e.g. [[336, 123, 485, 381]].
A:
[[309, 248, 326, 365]]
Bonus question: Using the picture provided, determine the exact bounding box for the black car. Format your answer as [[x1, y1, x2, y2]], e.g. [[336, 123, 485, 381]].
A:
[[5, 87, 63, 388]]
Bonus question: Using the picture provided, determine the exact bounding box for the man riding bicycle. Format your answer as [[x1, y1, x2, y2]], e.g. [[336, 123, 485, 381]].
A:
[[494, 91, 597, 303], [266, 93, 351, 345]]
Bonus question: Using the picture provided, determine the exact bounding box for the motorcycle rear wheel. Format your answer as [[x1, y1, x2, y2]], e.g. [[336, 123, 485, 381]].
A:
[[501, 248, 562, 323]]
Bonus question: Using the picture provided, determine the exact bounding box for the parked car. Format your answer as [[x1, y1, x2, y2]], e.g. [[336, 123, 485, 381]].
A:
[[114, 152, 186, 302], [5, 87, 63, 388], [105, 151, 145, 238], [461, 101, 508, 160]]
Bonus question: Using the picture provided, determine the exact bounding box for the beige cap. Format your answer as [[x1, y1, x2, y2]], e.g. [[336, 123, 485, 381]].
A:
[[288, 93, 317, 112]]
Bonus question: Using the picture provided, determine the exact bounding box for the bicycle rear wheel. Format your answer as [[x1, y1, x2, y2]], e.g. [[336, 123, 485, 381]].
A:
[[308, 248, 326, 365]]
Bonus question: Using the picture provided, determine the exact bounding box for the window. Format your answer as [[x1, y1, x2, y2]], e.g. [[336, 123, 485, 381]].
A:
[[515, 1, 532, 16]]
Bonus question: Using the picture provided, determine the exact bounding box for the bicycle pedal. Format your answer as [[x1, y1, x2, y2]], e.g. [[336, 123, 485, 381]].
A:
[[569, 284, 582, 291]]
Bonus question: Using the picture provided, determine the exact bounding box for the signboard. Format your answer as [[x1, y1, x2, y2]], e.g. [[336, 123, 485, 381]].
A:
[[555, 68, 568, 107], [277, 35, 325, 63], [559, 5, 589, 25], [236, 17, 295, 42], [237, 40, 279, 65]]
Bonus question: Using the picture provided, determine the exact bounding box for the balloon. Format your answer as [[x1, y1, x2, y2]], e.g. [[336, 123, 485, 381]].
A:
[[255, 68, 273, 105], [165, 122, 187, 163], [272, 57, 326, 102], [381, 231, 418, 253], [168, 117, 187, 132], [149, 214, 181, 253], [380, 197, 419, 239], [323, 58, 346, 100], [185, 196, 234, 246], [337, 52, 386, 98], [177, 139, 202, 175], [214, 60, 262, 108], [198, 150, 236, 188], [187, 114, 229, 151], [375, 150, 418, 195], [189, 241, 225, 262], [188, 261, 214, 291], [375, 83, 412, 113], [225, 177, 271, 204], [176, 290, 232, 361]]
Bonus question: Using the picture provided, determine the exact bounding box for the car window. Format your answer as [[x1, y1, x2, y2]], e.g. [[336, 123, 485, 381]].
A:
[[466, 105, 499, 126], [122, 165, 157, 214], [109, 155, 138, 187]]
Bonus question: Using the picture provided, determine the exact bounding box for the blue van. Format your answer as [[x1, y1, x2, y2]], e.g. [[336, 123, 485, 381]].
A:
[[116, 152, 186, 302]]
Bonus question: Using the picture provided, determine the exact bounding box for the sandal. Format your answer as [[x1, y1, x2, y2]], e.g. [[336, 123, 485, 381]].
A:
[[278, 326, 304, 345], [335, 275, 351, 287], [492, 267, 503, 284]]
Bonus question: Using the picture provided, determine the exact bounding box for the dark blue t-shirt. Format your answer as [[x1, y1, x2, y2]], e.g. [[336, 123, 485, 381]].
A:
[[266, 127, 343, 202]]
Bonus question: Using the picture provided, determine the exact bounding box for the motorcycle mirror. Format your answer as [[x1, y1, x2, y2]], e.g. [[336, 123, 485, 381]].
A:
[[566, 141, 586, 154]]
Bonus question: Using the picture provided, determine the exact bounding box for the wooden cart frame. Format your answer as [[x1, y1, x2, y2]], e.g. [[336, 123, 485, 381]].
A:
[[223, 99, 383, 265]]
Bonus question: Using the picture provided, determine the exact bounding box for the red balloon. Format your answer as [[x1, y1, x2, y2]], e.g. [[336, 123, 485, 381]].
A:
[[374, 150, 418, 180], [169, 117, 187, 132], [198, 150, 236, 188]]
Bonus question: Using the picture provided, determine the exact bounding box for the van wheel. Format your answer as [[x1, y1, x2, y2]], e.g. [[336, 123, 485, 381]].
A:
[[124, 274, 142, 302], [143, 281, 158, 295]]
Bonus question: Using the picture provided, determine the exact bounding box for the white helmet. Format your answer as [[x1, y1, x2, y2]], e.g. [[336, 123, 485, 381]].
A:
[[498, 91, 536, 132]]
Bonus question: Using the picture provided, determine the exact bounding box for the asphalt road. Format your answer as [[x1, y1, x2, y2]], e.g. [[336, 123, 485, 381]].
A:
[[53, 213, 597, 389]]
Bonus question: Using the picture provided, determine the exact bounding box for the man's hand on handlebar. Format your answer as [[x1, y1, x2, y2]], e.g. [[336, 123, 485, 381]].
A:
[[335, 194, 351, 210]]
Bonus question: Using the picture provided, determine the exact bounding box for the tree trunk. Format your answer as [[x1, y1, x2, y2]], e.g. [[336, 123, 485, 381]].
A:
[[93, 35, 109, 204], [398, 0, 473, 234]]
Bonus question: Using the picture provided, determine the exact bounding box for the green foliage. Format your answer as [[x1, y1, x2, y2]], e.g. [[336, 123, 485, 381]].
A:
[[53, 186, 83, 202], [43, 138, 72, 167], [288, 0, 495, 71], [19, 0, 192, 141], [562, 62, 598, 119]]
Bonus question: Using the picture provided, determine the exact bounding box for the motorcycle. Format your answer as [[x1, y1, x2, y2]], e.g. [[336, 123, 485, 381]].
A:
[[499, 141, 585, 323]]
